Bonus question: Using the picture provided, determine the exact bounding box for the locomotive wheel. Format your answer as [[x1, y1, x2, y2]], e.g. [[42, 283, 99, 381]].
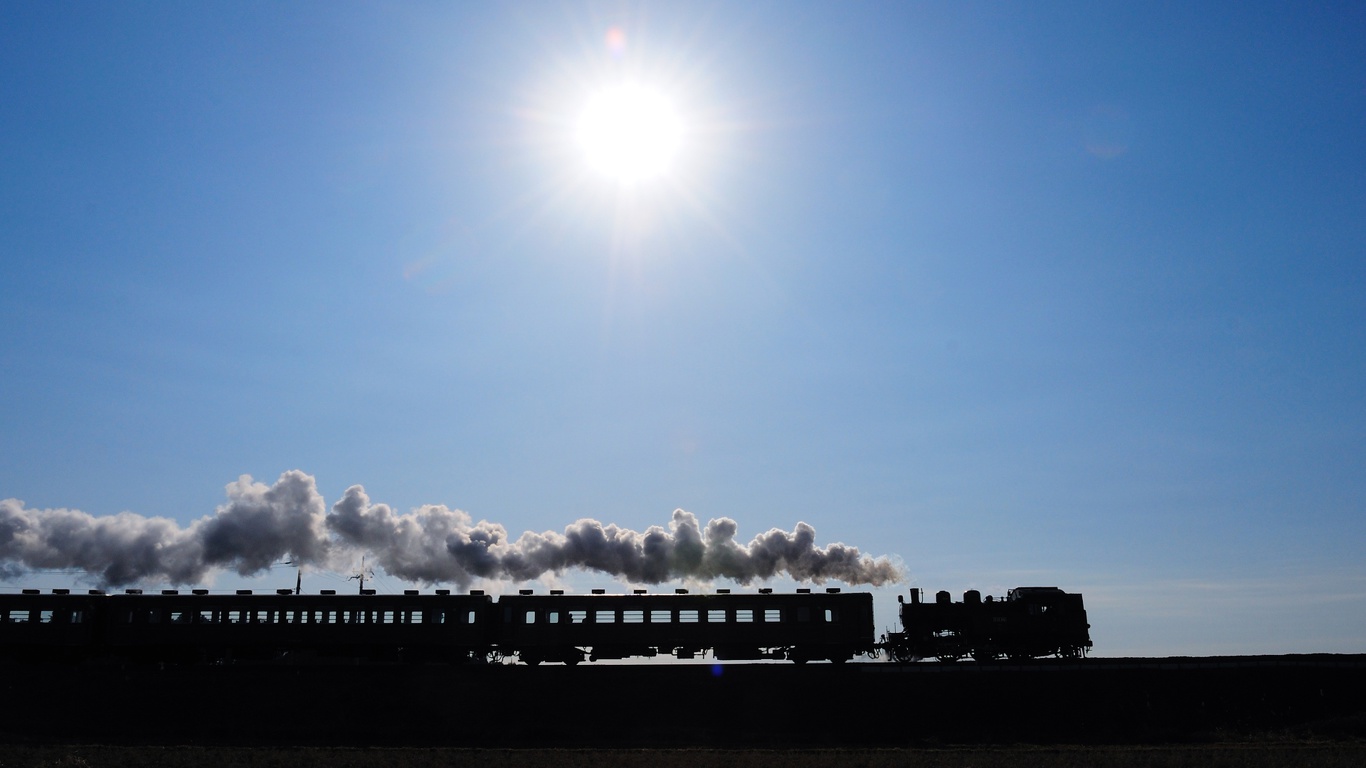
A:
[[889, 645, 916, 663]]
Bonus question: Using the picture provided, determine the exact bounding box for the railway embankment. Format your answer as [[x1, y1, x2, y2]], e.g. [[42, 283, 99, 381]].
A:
[[2, 655, 1362, 747]]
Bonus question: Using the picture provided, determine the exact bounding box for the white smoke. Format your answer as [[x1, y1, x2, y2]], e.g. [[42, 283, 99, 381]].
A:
[[0, 471, 331, 586], [1, 471, 906, 588]]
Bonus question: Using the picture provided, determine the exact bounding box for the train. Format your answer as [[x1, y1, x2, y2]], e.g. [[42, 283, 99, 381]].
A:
[[0, 584, 1090, 665]]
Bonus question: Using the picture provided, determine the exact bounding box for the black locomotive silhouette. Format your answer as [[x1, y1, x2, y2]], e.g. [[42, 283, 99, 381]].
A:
[[884, 587, 1092, 662]]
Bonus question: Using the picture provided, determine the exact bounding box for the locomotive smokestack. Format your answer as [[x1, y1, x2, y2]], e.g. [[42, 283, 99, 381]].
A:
[[0, 471, 907, 589]]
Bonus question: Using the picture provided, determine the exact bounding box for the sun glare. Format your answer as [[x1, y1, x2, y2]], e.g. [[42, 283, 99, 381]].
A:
[[576, 85, 682, 184]]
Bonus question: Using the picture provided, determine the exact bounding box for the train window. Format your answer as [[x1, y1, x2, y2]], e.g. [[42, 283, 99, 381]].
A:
[[622, 610, 644, 624], [39, 610, 54, 624], [707, 609, 726, 623], [650, 609, 671, 623], [467, 610, 478, 624], [678, 609, 699, 623], [256, 610, 272, 624], [735, 609, 753, 623], [199, 610, 215, 624], [569, 610, 587, 624], [146, 610, 161, 624], [547, 611, 560, 624], [825, 609, 838, 623], [382, 610, 395, 624], [70, 610, 85, 624], [595, 610, 616, 624], [410, 611, 423, 624], [170, 611, 190, 624], [524, 610, 537, 624], [797, 607, 811, 622], [228, 609, 245, 624], [764, 609, 781, 623]]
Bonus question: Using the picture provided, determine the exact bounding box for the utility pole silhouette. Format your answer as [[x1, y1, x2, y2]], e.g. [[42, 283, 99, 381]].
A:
[[349, 555, 375, 594], [281, 559, 302, 595]]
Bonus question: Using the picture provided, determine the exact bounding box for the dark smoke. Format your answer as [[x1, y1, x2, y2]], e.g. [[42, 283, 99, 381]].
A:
[[1, 471, 906, 588]]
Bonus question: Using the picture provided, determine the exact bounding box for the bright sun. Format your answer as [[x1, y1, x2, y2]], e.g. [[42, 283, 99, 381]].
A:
[[576, 84, 682, 184]]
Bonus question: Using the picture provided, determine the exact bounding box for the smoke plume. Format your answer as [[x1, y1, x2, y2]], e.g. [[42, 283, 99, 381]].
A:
[[1, 471, 905, 589]]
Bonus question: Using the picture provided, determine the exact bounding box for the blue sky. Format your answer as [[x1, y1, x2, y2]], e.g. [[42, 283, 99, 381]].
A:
[[2, 2, 1364, 656]]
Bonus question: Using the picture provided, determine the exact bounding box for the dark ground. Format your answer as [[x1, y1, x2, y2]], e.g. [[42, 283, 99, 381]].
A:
[[3, 744, 1366, 768], [1, 655, 1362, 760]]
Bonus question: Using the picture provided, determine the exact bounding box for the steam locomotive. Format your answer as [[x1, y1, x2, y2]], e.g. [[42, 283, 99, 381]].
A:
[[0, 585, 1090, 665], [884, 587, 1093, 662]]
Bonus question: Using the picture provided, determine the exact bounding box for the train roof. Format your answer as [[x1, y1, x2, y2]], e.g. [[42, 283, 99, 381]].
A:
[[1, 587, 863, 600]]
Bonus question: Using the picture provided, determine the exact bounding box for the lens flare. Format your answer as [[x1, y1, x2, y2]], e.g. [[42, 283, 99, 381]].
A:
[[605, 26, 626, 57]]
